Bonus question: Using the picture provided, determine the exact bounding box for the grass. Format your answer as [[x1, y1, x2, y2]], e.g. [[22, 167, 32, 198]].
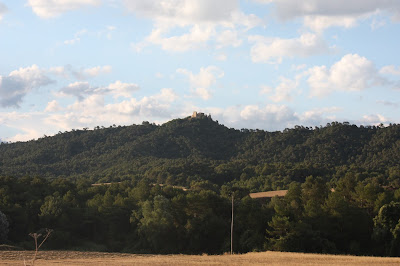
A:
[[1, 250, 400, 265]]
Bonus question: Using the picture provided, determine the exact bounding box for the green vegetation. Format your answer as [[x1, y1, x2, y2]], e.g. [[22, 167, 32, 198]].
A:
[[0, 116, 400, 255]]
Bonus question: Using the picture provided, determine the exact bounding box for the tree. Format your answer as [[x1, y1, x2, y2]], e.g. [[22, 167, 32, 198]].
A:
[[137, 195, 179, 253], [373, 202, 400, 256], [0, 210, 9, 243]]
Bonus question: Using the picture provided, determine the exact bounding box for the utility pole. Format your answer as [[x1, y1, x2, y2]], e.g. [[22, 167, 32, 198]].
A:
[[231, 193, 234, 255]]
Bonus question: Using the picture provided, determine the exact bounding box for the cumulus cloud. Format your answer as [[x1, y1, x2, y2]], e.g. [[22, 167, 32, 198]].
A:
[[360, 114, 389, 125], [27, 0, 101, 19], [0, 111, 47, 141], [49, 65, 112, 80], [206, 104, 345, 131], [380, 65, 400, 76], [58, 80, 139, 100], [178, 66, 224, 88], [216, 30, 242, 49], [58, 81, 95, 100], [260, 76, 301, 102], [0, 65, 54, 108], [0, 2, 7, 21], [84, 65, 112, 77], [298, 107, 342, 126], [143, 24, 216, 52], [126, 0, 261, 52], [249, 33, 331, 64], [306, 54, 385, 97], [257, 0, 400, 31], [177, 66, 224, 100], [44, 100, 63, 112], [108, 81, 140, 98], [303, 15, 358, 32], [191, 88, 212, 100], [124, 0, 255, 26], [240, 104, 298, 127], [45, 88, 179, 131], [267, 0, 400, 20]]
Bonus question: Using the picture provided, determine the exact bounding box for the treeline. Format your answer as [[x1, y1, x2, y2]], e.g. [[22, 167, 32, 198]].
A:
[[1, 173, 400, 256], [1, 117, 400, 255], [0, 117, 399, 182]]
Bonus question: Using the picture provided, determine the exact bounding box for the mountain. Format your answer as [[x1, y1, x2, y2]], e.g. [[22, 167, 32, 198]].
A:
[[1, 115, 400, 185]]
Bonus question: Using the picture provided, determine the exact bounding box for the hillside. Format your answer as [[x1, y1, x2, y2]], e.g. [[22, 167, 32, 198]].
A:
[[2, 116, 400, 256], [1, 116, 400, 185]]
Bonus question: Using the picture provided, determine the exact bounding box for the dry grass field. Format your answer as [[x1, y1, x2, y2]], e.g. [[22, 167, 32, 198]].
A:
[[1, 250, 400, 265]]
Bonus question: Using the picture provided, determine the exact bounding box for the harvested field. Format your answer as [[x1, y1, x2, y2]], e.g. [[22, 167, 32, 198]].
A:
[[1, 250, 400, 265]]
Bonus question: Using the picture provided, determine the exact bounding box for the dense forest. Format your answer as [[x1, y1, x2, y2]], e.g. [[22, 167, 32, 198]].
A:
[[1, 115, 400, 256]]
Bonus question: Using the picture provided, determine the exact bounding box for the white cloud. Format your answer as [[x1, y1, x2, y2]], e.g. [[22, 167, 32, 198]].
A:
[[192, 88, 212, 100], [58, 80, 139, 100], [258, 0, 400, 31], [124, 0, 248, 26], [360, 114, 389, 125], [49, 64, 111, 80], [44, 100, 63, 112], [144, 24, 216, 52], [216, 30, 242, 49], [27, 0, 101, 19], [0, 2, 7, 21], [206, 104, 345, 131], [177, 66, 224, 100], [303, 15, 358, 32], [84, 65, 112, 77], [45, 88, 179, 131], [298, 107, 342, 126], [125, 0, 261, 52], [267, 0, 400, 20], [0, 65, 54, 107], [177, 66, 224, 89], [108, 81, 140, 98], [249, 33, 330, 63], [260, 76, 300, 102], [306, 54, 384, 97], [380, 65, 400, 76], [58, 81, 95, 100], [240, 104, 296, 124]]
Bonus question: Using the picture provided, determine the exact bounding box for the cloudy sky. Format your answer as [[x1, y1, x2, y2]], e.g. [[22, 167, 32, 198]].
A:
[[1, 0, 400, 142]]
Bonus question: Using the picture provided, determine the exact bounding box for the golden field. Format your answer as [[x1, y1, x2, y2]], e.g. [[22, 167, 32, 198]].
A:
[[1, 250, 400, 265]]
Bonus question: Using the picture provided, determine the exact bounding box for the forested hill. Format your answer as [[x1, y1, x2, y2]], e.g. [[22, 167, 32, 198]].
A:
[[0, 115, 400, 186], [2, 116, 400, 256]]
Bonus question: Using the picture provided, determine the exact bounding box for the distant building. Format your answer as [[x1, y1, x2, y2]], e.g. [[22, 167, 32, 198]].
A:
[[191, 111, 211, 120], [249, 190, 288, 199]]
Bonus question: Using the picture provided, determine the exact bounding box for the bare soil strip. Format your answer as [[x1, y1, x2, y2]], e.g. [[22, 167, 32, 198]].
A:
[[1, 250, 400, 265]]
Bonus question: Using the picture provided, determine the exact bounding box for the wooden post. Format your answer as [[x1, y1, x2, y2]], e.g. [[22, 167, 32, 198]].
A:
[[231, 194, 234, 255]]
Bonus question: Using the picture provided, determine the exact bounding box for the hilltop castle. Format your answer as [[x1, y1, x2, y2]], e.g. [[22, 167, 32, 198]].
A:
[[191, 111, 211, 119]]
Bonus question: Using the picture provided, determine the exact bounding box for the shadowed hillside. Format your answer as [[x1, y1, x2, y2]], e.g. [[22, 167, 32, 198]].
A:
[[1, 117, 399, 183]]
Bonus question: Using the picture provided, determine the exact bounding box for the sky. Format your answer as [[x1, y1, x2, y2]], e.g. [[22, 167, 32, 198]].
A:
[[1, 0, 400, 142]]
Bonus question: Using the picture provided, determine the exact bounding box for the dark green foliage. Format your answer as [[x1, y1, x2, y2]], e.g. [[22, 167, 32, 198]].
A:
[[0, 210, 9, 243], [0, 118, 400, 255]]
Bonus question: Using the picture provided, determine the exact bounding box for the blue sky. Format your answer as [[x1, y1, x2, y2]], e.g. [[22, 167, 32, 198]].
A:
[[1, 0, 400, 142]]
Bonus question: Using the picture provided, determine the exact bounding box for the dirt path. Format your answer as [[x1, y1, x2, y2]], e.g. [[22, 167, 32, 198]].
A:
[[1, 250, 400, 265]]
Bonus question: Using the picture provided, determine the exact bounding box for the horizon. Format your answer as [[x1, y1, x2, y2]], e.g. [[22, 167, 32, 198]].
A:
[[1, 1, 400, 142], [0, 111, 390, 144]]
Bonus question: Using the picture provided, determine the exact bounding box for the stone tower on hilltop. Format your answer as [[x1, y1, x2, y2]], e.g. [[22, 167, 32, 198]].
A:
[[191, 111, 211, 120]]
